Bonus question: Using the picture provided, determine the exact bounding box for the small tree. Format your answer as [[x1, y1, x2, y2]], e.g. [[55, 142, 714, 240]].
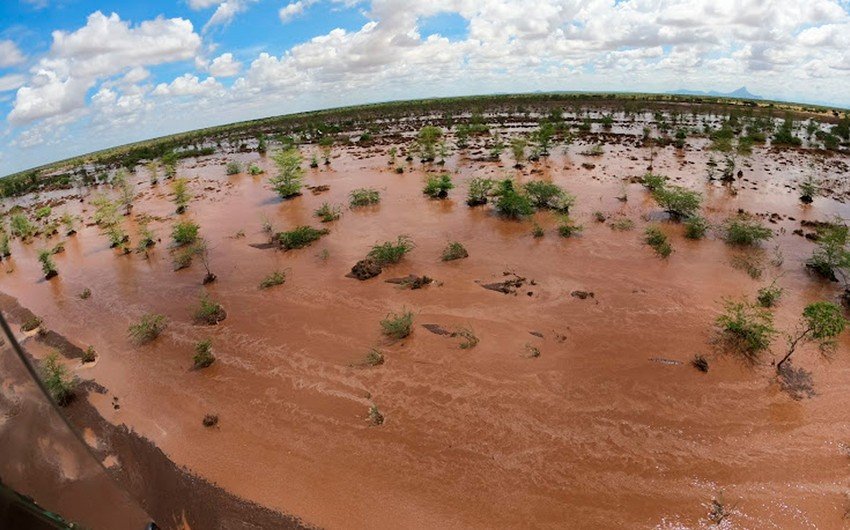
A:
[[113, 170, 135, 215], [652, 185, 702, 220], [799, 175, 818, 204], [38, 249, 58, 279], [172, 178, 190, 213], [194, 238, 216, 284], [193, 339, 215, 368], [806, 222, 849, 283], [39, 352, 76, 406], [777, 301, 847, 371], [172, 220, 199, 246], [423, 174, 454, 199], [716, 299, 776, 362], [269, 148, 303, 199], [60, 212, 78, 236], [319, 136, 333, 165], [415, 126, 442, 162], [466, 177, 495, 206], [493, 179, 533, 218], [510, 137, 527, 167]]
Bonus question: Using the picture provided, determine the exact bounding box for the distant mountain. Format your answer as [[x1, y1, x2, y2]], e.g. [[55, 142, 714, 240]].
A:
[[671, 86, 762, 100]]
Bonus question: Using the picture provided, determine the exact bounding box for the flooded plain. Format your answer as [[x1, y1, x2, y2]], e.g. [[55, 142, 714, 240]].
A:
[[2, 117, 850, 529]]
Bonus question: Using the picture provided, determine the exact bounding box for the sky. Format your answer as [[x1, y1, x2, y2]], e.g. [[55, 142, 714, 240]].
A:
[[1, 0, 850, 175]]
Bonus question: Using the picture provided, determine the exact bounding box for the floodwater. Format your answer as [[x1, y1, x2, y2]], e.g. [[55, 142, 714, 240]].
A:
[[2, 128, 850, 529]]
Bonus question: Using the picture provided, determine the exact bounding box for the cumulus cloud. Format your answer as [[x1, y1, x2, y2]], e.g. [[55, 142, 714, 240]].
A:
[[208, 52, 241, 76], [153, 73, 224, 96], [0, 40, 26, 67], [279, 0, 318, 23], [188, 0, 225, 8], [204, 0, 258, 31], [8, 11, 200, 124], [0, 74, 26, 92]]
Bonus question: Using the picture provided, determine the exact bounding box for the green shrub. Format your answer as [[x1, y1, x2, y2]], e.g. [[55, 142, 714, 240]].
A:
[[194, 293, 226, 325], [38, 249, 58, 278], [441, 241, 468, 261], [466, 177, 495, 206], [722, 214, 773, 246], [193, 339, 215, 368], [314, 202, 341, 222], [716, 299, 775, 361], [380, 308, 414, 339], [128, 313, 167, 345], [172, 178, 190, 213], [171, 220, 199, 246], [494, 179, 534, 218], [653, 185, 701, 220], [609, 217, 635, 231], [557, 216, 583, 238], [806, 223, 849, 281], [0, 230, 10, 257], [777, 301, 848, 371], [10, 214, 36, 239], [106, 225, 129, 249], [269, 148, 303, 198], [531, 223, 545, 238], [248, 164, 264, 175], [641, 173, 667, 192], [225, 160, 242, 175], [684, 216, 709, 239], [524, 181, 575, 212], [415, 126, 442, 161], [349, 187, 380, 207], [423, 174, 454, 198], [259, 270, 287, 289], [35, 206, 52, 219], [756, 282, 783, 308], [21, 316, 42, 332], [82, 346, 97, 363], [39, 352, 76, 406], [368, 236, 414, 265], [277, 226, 329, 250], [644, 226, 672, 258]]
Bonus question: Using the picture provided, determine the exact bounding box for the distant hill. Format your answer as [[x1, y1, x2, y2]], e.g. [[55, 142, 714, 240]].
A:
[[671, 87, 762, 100]]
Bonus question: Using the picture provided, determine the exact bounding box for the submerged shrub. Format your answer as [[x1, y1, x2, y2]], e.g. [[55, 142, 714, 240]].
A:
[[10, 214, 36, 239], [38, 249, 58, 278], [194, 292, 226, 325], [349, 187, 380, 207], [423, 174, 454, 199], [684, 215, 709, 239], [314, 202, 341, 222], [494, 179, 534, 218], [172, 220, 200, 246], [172, 178, 190, 213], [269, 148, 303, 199], [644, 226, 672, 258], [777, 301, 848, 371], [441, 241, 468, 261], [128, 313, 167, 345], [722, 214, 773, 246], [466, 177, 495, 206], [259, 270, 287, 289], [524, 181, 575, 212], [609, 217, 635, 231], [226, 160, 242, 175], [757, 282, 783, 308], [557, 216, 583, 238], [277, 226, 329, 250], [39, 352, 76, 406], [193, 339, 215, 368], [806, 223, 849, 282], [653, 185, 702, 220], [715, 299, 776, 361], [368, 236, 414, 265], [641, 173, 667, 192], [380, 308, 414, 339]]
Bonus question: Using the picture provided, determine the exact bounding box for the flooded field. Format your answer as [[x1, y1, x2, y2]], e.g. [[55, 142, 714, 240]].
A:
[[2, 110, 850, 529]]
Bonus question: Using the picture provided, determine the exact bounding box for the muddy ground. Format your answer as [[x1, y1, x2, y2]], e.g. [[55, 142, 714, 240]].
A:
[[2, 116, 850, 529]]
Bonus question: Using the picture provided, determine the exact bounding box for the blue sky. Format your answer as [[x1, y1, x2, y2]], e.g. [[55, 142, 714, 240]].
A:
[[1, 0, 850, 174]]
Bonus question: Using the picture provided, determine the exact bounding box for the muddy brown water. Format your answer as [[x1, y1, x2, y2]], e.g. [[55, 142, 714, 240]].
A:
[[2, 136, 850, 529]]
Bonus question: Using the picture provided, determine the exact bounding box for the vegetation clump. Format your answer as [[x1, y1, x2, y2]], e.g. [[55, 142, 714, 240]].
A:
[[193, 339, 215, 368], [722, 214, 773, 246], [805, 222, 848, 282], [368, 236, 414, 265], [524, 181, 575, 212], [22, 316, 42, 332], [349, 187, 380, 207], [82, 346, 97, 363], [609, 217, 635, 231], [172, 178, 190, 213], [644, 226, 672, 257], [441, 241, 468, 261], [684, 215, 709, 239], [715, 299, 775, 362], [129, 313, 167, 345], [423, 174, 454, 199], [777, 301, 847, 372], [380, 308, 414, 339], [39, 352, 76, 406], [466, 177, 495, 206], [756, 281, 783, 308], [259, 270, 287, 289], [557, 216, 583, 238], [38, 249, 58, 279], [494, 179, 534, 218], [269, 148, 303, 199], [194, 293, 227, 325], [415, 126, 442, 162], [225, 160, 242, 175], [314, 202, 341, 222], [368, 404, 384, 426], [652, 185, 702, 220], [172, 220, 199, 246], [277, 226, 329, 250]]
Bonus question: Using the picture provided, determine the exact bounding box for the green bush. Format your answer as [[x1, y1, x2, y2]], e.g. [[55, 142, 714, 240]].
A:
[[259, 270, 287, 289], [441, 242, 468, 261], [226, 160, 241, 175], [380, 308, 414, 339], [524, 181, 575, 212], [466, 177, 495, 206], [39, 352, 76, 406], [684, 216, 709, 239], [128, 313, 167, 345], [653, 185, 701, 220], [641, 173, 667, 192], [644, 226, 672, 258], [557, 216, 583, 238], [349, 187, 380, 207], [38, 249, 58, 278], [172, 220, 199, 246], [423, 174, 454, 198], [722, 214, 773, 246], [609, 217, 635, 231], [277, 226, 329, 250], [172, 178, 190, 213], [494, 179, 534, 218], [368, 236, 414, 265], [757, 282, 783, 308], [194, 293, 226, 325], [193, 339, 215, 368], [269, 148, 303, 198], [314, 202, 341, 222], [806, 223, 849, 281], [716, 299, 775, 361]]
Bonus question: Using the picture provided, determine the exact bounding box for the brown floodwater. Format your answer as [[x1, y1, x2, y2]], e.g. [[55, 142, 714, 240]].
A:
[[2, 129, 850, 529]]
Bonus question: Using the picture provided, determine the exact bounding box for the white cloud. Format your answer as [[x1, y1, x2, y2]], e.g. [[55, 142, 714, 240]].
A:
[[0, 40, 26, 68], [208, 52, 241, 76], [280, 0, 319, 23], [204, 0, 258, 31], [0, 74, 26, 92], [153, 74, 224, 96], [8, 11, 201, 124], [188, 0, 225, 8]]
